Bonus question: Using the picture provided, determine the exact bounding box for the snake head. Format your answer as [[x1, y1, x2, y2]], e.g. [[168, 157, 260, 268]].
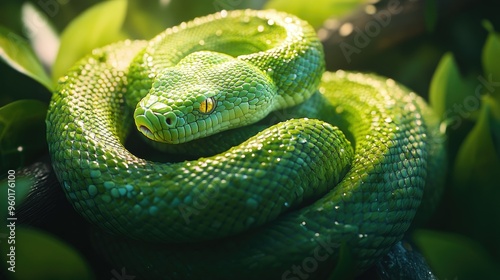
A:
[[134, 51, 276, 144]]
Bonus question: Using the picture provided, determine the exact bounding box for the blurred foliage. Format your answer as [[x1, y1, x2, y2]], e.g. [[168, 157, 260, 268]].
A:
[[0, 227, 94, 280], [0, 100, 47, 173], [0, 26, 52, 90], [1, 173, 92, 279], [265, 0, 365, 28], [429, 52, 477, 121], [51, 0, 128, 82], [0, 0, 499, 279], [413, 229, 500, 279]]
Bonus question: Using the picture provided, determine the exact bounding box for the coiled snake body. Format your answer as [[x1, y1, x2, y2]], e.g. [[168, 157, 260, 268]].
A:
[[46, 9, 445, 279]]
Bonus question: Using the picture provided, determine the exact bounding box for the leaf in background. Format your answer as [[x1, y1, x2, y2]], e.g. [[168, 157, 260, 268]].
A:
[[212, 0, 266, 12], [51, 0, 127, 82], [481, 21, 500, 103], [326, 242, 354, 280], [413, 230, 500, 280], [429, 52, 478, 128], [264, 0, 364, 28], [452, 96, 500, 257], [123, 0, 267, 39], [0, 26, 53, 91], [0, 100, 47, 173], [0, 227, 94, 280], [21, 2, 60, 72], [453, 96, 500, 190], [124, 0, 167, 39]]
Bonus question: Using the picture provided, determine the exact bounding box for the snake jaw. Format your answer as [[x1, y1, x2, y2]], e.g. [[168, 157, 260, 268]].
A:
[[138, 125, 154, 139], [134, 94, 184, 143], [134, 105, 162, 141], [135, 113, 156, 141], [134, 106, 188, 144]]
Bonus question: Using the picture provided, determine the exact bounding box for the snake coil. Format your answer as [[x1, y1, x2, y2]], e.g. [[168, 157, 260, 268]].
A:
[[46, 9, 445, 279]]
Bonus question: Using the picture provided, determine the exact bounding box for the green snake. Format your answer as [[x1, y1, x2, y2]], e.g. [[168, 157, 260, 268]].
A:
[[46, 9, 446, 279]]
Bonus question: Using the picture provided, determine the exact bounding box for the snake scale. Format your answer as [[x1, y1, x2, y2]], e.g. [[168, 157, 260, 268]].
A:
[[46, 9, 445, 279]]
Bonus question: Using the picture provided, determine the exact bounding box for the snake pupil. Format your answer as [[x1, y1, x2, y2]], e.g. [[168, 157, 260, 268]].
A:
[[199, 97, 216, 114]]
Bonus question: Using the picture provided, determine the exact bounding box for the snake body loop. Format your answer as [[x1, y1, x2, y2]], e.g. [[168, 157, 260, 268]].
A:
[[46, 9, 445, 279], [130, 10, 324, 144]]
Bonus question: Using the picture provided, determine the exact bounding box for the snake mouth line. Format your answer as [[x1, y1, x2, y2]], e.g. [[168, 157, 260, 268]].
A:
[[139, 125, 154, 139]]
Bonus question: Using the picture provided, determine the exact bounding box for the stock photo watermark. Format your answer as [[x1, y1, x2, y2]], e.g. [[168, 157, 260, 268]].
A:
[[282, 235, 341, 280], [37, 0, 69, 17], [178, 183, 221, 225], [339, 0, 407, 63], [445, 74, 500, 130], [110, 267, 136, 280], [5, 170, 17, 273], [213, 0, 243, 11]]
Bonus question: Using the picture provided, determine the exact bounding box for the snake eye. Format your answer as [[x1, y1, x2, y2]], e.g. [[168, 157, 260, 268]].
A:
[[199, 97, 216, 114]]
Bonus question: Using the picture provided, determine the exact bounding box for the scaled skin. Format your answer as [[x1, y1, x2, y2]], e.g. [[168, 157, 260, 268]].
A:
[[134, 51, 276, 144], [45, 9, 446, 279]]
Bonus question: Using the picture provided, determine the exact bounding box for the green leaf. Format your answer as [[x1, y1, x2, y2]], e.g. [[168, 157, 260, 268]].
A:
[[481, 25, 500, 102], [51, 0, 128, 81], [326, 242, 354, 280], [429, 52, 478, 126], [0, 100, 48, 173], [21, 2, 60, 70], [0, 26, 53, 91], [0, 227, 94, 280], [429, 53, 456, 117], [453, 95, 500, 189], [264, 0, 364, 28], [413, 230, 500, 280], [452, 96, 500, 256], [124, 0, 167, 39]]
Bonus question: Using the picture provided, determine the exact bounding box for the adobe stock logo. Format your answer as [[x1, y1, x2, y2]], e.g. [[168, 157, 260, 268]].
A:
[[445, 74, 500, 130], [281, 234, 341, 280], [339, 0, 408, 63], [37, 0, 69, 17]]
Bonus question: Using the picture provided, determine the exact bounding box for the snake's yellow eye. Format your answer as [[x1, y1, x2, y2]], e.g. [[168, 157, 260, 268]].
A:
[[199, 97, 216, 114]]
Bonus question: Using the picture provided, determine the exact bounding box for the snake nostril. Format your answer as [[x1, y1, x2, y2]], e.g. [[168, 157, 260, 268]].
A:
[[164, 112, 177, 127]]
